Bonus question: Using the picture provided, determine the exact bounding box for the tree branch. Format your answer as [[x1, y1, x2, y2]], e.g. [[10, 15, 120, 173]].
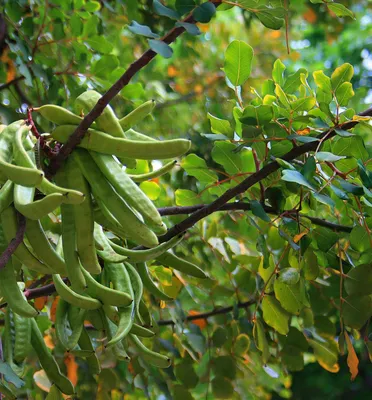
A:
[[158, 203, 353, 233], [154, 108, 371, 245], [48, 1, 223, 174], [0, 76, 25, 91], [0, 213, 26, 271], [157, 299, 256, 326]]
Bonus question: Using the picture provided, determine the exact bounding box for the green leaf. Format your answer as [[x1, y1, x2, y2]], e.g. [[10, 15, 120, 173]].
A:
[[174, 362, 199, 389], [153, 0, 180, 19], [315, 152, 346, 162], [328, 3, 355, 19], [175, 189, 200, 206], [283, 68, 307, 93], [128, 21, 159, 38], [193, 2, 216, 23], [240, 105, 273, 126], [207, 113, 233, 137], [331, 63, 354, 91], [148, 39, 173, 58], [278, 268, 300, 285], [211, 377, 234, 399], [343, 294, 372, 329], [173, 386, 194, 400], [175, 0, 195, 15], [255, 6, 284, 30], [275, 84, 291, 108], [281, 170, 315, 191], [181, 154, 217, 184], [290, 97, 316, 112], [262, 296, 290, 335], [274, 278, 308, 315], [250, 200, 271, 222], [272, 59, 286, 86], [253, 319, 270, 363], [335, 129, 354, 137], [139, 181, 160, 201], [212, 356, 236, 380], [212, 142, 242, 174], [312, 193, 335, 208], [175, 22, 201, 36], [313, 227, 338, 252], [313, 70, 332, 92], [309, 339, 339, 368], [84, 1, 101, 11], [212, 327, 228, 347], [350, 226, 371, 253], [70, 14, 83, 36], [345, 264, 372, 296], [224, 40, 254, 87], [335, 82, 354, 106], [85, 35, 113, 53], [233, 334, 251, 356], [332, 136, 368, 161], [288, 135, 320, 143], [92, 55, 119, 78], [302, 249, 319, 280]]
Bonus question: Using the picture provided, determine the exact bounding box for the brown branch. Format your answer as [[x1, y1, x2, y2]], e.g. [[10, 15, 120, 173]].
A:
[[157, 299, 256, 326], [48, 1, 223, 174], [0, 213, 26, 271], [0, 76, 25, 91], [153, 108, 371, 245], [157, 203, 353, 233]]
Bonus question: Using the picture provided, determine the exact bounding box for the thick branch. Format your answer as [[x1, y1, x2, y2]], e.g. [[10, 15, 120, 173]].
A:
[[0, 213, 26, 271], [155, 108, 371, 244], [157, 299, 256, 326], [48, 1, 223, 174], [158, 203, 353, 233]]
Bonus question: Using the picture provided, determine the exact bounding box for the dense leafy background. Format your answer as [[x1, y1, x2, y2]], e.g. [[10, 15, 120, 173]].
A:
[[0, 0, 372, 399]]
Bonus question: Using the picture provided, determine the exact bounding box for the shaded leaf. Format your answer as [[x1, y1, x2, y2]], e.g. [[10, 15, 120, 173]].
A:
[[345, 264, 372, 296], [193, 2, 216, 23], [148, 39, 173, 58], [343, 294, 372, 329], [253, 318, 270, 363], [262, 296, 290, 335], [309, 338, 339, 368]]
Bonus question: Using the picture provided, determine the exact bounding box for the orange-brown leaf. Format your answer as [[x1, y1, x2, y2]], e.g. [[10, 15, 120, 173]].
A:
[[293, 230, 309, 243], [44, 334, 55, 350], [167, 65, 178, 77], [344, 331, 359, 381], [64, 353, 78, 386], [297, 128, 310, 136], [50, 296, 59, 322], [188, 310, 207, 330], [303, 8, 317, 24], [34, 296, 48, 311]]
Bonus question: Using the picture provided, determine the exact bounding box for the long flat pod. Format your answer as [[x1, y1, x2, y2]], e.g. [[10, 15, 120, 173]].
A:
[[74, 90, 136, 169], [135, 262, 173, 301], [52, 274, 101, 310], [25, 219, 67, 274], [118, 100, 156, 131], [73, 149, 158, 248], [155, 251, 207, 279], [80, 266, 133, 307], [0, 123, 43, 186], [128, 160, 177, 183], [66, 156, 101, 274], [30, 318, 75, 395], [55, 160, 87, 291], [129, 334, 171, 368], [13, 126, 84, 204], [94, 223, 127, 263], [1, 206, 52, 274], [52, 125, 191, 160], [14, 184, 64, 220], [0, 180, 14, 214], [90, 151, 163, 230], [108, 234, 184, 263]]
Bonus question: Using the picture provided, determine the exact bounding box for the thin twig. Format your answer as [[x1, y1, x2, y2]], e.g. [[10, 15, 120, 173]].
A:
[[0, 76, 25, 91], [0, 213, 26, 271], [157, 299, 256, 326]]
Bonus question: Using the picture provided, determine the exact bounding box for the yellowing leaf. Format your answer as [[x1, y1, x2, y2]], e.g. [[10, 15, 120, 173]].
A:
[[344, 331, 359, 381], [293, 230, 309, 243], [318, 360, 340, 373]]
